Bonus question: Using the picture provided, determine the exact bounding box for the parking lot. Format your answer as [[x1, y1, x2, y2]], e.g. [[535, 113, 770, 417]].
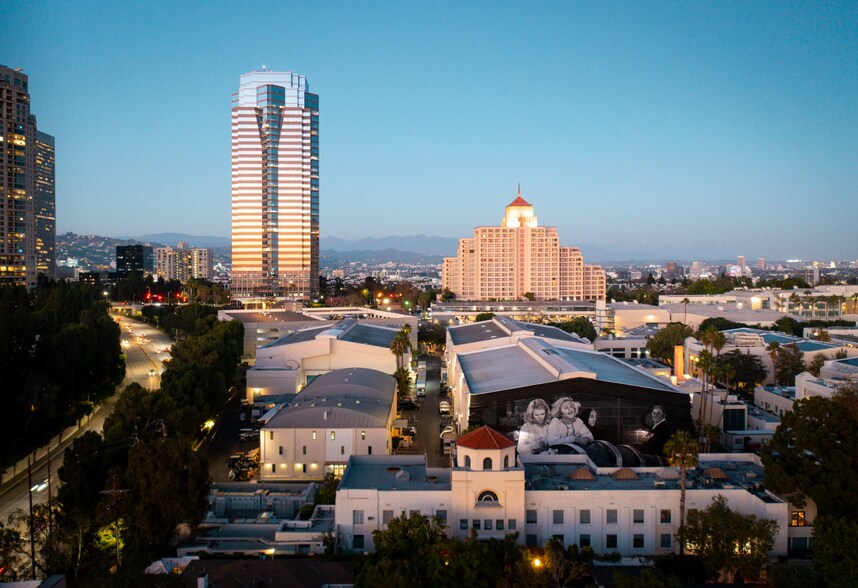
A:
[[399, 354, 451, 468]]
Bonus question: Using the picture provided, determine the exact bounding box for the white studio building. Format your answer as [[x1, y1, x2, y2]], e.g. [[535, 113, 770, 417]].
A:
[[334, 426, 790, 557], [259, 368, 396, 481], [246, 318, 411, 406]]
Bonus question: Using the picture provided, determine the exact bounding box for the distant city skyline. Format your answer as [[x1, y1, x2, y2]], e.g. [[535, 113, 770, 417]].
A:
[[3, 2, 856, 259]]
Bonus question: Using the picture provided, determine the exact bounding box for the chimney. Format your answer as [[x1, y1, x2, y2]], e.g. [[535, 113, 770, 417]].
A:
[[197, 572, 208, 588], [674, 345, 686, 383]]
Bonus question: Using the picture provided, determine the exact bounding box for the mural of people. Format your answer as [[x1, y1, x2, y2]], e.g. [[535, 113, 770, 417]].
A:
[[579, 407, 606, 441], [546, 397, 594, 448], [517, 398, 551, 454], [644, 405, 670, 455]]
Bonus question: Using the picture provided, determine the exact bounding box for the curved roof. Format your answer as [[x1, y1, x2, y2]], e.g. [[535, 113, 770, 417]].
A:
[[655, 467, 680, 480], [570, 467, 596, 481], [611, 467, 640, 481], [704, 467, 729, 480], [507, 195, 531, 207], [456, 426, 516, 450]]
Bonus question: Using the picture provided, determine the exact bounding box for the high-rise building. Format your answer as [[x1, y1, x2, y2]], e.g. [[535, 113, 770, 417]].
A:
[[737, 255, 746, 275], [442, 193, 606, 301], [1, 65, 53, 288], [116, 245, 153, 277], [230, 69, 319, 300], [690, 261, 703, 278], [34, 130, 55, 279], [756, 257, 766, 270], [155, 243, 212, 282]]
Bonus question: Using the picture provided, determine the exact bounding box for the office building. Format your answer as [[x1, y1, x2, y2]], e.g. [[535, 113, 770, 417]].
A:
[[155, 242, 212, 282], [442, 193, 606, 301], [1, 66, 54, 288], [230, 69, 319, 301], [756, 257, 766, 270], [116, 245, 153, 277], [737, 255, 746, 275]]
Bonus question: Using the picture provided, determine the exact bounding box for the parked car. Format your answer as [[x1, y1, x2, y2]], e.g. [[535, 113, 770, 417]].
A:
[[439, 425, 455, 440], [439, 400, 451, 415], [398, 399, 419, 412]]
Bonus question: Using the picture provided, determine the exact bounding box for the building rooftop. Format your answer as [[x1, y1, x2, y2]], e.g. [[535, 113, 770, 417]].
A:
[[457, 339, 680, 395], [456, 426, 516, 450], [449, 316, 590, 346], [338, 455, 452, 491], [260, 318, 398, 349], [264, 368, 394, 429]]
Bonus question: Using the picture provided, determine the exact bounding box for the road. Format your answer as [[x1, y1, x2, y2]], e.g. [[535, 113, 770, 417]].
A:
[[0, 315, 173, 522], [406, 354, 450, 468]]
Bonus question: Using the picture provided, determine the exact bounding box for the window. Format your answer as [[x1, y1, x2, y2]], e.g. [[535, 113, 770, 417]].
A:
[[553, 510, 564, 525], [504, 455, 509, 468], [269, 431, 274, 440], [579, 534, 591, 547], [353, 510, 364, 525], [607, 509, 618, 524], [437, 510, 447, 524], [472, 520, 480, 530], [302, 464, 306, 473], [312, 431, 317, 440], [478, 490, 498, 503], [368, 446, 372, 455], [278, 445, 283, 455], [791, 511, 806, 527], [383, 510, 393, 525], [331, 431, 335, 440], [633, 534, 644, 549], [606, 534, 617, 549], [483, 457, 493, 470], [660, 533, 672, 549], [353, 535, 364, 550], [580, 510, 591, 525], [302, 445, 307, 455], [508, 519, 516, 531], [484, 519, 492, 530], [465, 455, 471, 468], [341, 446, 345, 455], [496, 519, 504, 531], [271, 464, 276, 473], [526, 510, 537, 525], [460, 519, 468, 530], [361, 430, 366, 440], [660, 510, 672, 524], [633, 509, 644, 524]]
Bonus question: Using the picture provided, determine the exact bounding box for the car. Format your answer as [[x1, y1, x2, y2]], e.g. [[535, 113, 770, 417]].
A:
[[439, 400, 451, 415], [439, 425, 455, 439], [148, 368, 156, 376], [397, 399, 419, 411]]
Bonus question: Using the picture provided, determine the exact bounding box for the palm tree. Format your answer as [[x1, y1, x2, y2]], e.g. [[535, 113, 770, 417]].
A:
[[389, 328, 412, 370], [393, 367, 412, 399], [681, 297, 690, 325], [766, 341, 780, 385], [705, 331, 726, 431], [664, 430, 698, 555]]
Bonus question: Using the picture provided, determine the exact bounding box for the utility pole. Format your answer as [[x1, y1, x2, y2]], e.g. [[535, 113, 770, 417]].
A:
[[27, 456, 36, 580], [100, 474, 129, 568], [46, 447, 52, 539]]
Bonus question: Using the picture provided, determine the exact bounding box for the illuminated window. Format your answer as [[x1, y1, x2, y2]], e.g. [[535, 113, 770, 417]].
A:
[[478, 491, 498, 503], [312, 431, 317, 440], [791, 511, 806, 527], [361, 430, 366, 440], [331, 431, 335, 440]]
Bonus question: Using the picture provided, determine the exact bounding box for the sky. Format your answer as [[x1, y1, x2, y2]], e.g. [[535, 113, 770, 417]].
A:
[[2, 1, 856, 260]]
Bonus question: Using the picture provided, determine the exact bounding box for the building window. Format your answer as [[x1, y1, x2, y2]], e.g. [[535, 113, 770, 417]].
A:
[[633, 509, 644, 524], [302, 445, 306, 455], [269, 431, 274, 441], [633, 534, 645, 549], [526, 510, 537, 525], [504, 455, 509, 468], [478, 490, 498, 503], [312, 431, 317, 440], [341, 446, 345, 455], [271, 464, 276, 473], [353, 535, 364, 550], [361, 430, 366, 440], [460, 519, 468, 530], [302, 464, 306, 473], [331, 431, 335, 440], [496, 519, 504, 531], [472, 520, 480, 530], [553, 510, 564, 525], [660, 533, 672, 549], [484, 519, 492, 530], [353, 510, 364, 525], [278, 445, 283, 455], [465, 455, 471, 468], [508, 519, 516, 531], [580, 510, 591, 525], [660, 510, 672, 524], [368, 446, 372, 455], [579, 534, 591, 547], [607, 509, 618, 524], [483, 457, 493, 470], [437, 510, 447, 524], [606, 534, 617, 549], [383, 510, 393, 525], [791, 511, 806, 527]]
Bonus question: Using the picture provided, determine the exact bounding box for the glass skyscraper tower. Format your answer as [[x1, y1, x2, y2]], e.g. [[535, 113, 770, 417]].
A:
[[230, 70, 319, 301]]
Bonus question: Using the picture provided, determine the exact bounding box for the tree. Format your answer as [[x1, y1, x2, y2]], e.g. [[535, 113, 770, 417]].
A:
[[542, 536, 588, 588], [547, 317, 598, 342], [663, 430, 698, 553], [680, 298, 690, 325], [675, 495, 777, 583], [808, 353, 828, 377], [440, 289, 456, 302], [762, 395, 858, 519], [697, 317, 747, 332], [774, 343, 805, 386], [613, 569, 681, 588], [475, 312, 495, 322], [393, 367, 412, 399], [357, 512, 447, 586], [314, 472, 339, 505], [389, 328, 412, 370], [810, 516, 858, 588], [646, 323, 694, 367], [0, 521, 25, 581], [522, 292, 535, 301], [717, 350, 766, 393]]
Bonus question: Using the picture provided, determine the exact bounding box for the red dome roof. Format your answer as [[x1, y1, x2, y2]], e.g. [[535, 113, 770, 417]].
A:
[[456, 426, 516, 450], [507, 195, 531, 207]]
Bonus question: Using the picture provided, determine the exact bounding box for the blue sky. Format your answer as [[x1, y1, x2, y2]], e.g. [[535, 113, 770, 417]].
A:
[[2, 1, 856, 260]]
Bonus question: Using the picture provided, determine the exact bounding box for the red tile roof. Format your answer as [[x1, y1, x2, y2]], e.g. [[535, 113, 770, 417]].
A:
[[456, 426, 516, 450], [507, 195, 531, 207]]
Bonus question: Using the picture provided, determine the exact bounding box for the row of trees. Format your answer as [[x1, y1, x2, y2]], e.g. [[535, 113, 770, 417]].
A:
[[0, 280, 125, 471], [0, 308, 244, 584]]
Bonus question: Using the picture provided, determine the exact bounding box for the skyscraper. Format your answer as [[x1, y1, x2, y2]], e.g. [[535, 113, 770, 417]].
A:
[[442, 192, 606, 301], [116, 245, 153, 277], [230, 70, 319, 301], [35, 130, 56, 279], [1, 65, 53, 288]]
